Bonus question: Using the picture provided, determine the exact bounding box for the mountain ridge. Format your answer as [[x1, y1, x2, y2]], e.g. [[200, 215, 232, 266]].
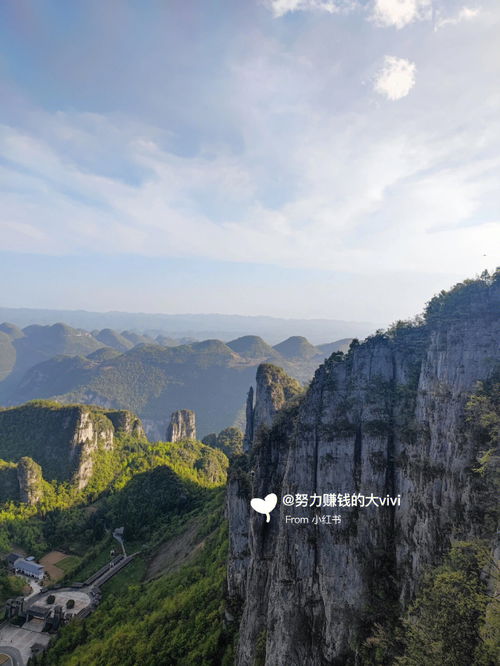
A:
[[0, 324, 351, 438], [0, 307, 376, 344]]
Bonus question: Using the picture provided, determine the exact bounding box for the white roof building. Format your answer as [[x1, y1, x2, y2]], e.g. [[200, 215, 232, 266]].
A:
[[14, 557, 44, 580]]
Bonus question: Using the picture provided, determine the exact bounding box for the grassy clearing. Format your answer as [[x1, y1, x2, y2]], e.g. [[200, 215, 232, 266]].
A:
[[56, 555, 81, 575]]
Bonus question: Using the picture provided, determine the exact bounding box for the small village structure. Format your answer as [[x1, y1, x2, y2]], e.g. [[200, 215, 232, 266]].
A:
[[6, 552, 45, 580], [1, 536, 137, 665], [14, 558, 44, 580]]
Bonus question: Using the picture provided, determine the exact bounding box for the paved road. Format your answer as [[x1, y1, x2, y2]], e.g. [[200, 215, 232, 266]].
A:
[[0, 646, 22, 666]]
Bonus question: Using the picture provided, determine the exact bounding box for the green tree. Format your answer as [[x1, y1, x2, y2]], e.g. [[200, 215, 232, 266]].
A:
[[396, 543, 499, 666]]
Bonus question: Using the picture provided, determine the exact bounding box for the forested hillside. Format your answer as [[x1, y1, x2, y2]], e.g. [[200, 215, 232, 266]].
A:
[[36, 494, 236, 666], [0, 325, 350, 438], [0, 403, 233, 665]]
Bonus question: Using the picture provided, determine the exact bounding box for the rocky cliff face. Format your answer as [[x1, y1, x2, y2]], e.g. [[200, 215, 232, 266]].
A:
[[68, 408, 116, 490], [228, 365, 303, 606], [104, 409, 145, 438], [252, 364, 302, 438], [0, 402, 146, 499], [166, 409, 196, 442], [243, 387, 254, 452], [227, 275, 500, 665], [17, 456, 44, 505]]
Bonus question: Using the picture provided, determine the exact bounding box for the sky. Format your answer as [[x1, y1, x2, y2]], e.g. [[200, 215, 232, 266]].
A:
[[1, 0, 499, 325]]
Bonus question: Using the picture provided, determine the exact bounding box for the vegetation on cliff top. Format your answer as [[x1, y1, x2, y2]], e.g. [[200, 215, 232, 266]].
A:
[[0, 402, 228, 557]]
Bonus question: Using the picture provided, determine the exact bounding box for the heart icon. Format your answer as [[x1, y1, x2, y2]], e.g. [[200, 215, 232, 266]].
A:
[[250, 493, 278, 523]]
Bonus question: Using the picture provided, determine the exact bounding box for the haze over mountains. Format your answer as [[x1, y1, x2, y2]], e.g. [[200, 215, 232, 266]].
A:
[[0, 321, 352, 438], [0, 307, 375, 345]]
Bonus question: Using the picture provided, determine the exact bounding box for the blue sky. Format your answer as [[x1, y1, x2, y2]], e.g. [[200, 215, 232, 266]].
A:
[[1, 0, 498, 324]]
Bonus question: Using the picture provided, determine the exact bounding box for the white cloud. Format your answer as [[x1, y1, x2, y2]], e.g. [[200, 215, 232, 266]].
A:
[[435, 6, 480, 29], [374, 56, 416, 100], [267, 0, 483, 32], [1, 1, 499, 295], [1, 98, 499, 284], [372, 0, 431, 28], [266, 0, 345, 18]]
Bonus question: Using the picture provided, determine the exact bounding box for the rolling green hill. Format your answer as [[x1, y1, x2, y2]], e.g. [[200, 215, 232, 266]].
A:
[[0, 401, 227, 551], [7, 344, 256, 438], [0, 329, 350, 439], [94, 328, 134, 352], [0, 322, 172, 395], [227, 335, 279, 359], [273, 335, 321, 360]]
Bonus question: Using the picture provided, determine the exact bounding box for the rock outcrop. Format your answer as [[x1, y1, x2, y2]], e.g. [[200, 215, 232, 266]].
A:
[[69, 408, 116, 490], [243, 387, 254, 452], [166, 409, 196, 442], [251, 364, 302, 441], [227, 363, 302, 608], [0, 402, 146, 499], [105, 410, 145, 438], [17, 456, 44, 505], [228, 274, 500, 665]]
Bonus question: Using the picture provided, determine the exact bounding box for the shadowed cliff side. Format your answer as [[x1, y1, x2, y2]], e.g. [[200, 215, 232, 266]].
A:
[[0, 401, 145, 499], [227, 271, 500, 666]]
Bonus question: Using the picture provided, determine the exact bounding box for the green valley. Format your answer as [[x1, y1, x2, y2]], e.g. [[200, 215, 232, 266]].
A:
[[0, 325, 350, 439]]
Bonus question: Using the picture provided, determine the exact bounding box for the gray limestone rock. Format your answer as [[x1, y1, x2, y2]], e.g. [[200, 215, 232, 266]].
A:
[[228, 278, 500, 665], [69, 408, 115, 490], [166, 409, 196, 442], [17, 456, 44, 505], [252, 363, 302, 442]]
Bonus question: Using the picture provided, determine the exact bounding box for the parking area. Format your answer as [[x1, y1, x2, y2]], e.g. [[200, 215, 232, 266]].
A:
[[27, 588, 92, 618]]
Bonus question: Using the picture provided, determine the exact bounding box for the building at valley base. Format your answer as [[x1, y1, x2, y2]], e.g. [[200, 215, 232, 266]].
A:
[[6, 553, 45, 580]]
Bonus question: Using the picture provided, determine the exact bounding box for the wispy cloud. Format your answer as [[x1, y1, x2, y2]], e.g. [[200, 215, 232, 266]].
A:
[[0, 0, 498, 319], [1, 97, 498, 279], [374, 56, 416, 100], [265, 0, 353, 18], [267, 0, 434, 26], [435, 6, 480, 29], [371, 0, 432, 29], [268, 0, 484, 31]]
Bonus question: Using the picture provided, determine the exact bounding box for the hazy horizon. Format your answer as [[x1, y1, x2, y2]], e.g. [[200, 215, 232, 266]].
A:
[[0, 305, 378, 344], [1, 304, 375, 323]]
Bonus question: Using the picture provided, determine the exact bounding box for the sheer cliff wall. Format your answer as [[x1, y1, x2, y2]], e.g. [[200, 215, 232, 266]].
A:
[[227, 276, 500, 665]]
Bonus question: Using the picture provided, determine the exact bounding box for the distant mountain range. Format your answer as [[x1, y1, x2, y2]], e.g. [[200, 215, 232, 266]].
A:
[[0, 321, 352, 438], [0, 307, 376, 344]]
